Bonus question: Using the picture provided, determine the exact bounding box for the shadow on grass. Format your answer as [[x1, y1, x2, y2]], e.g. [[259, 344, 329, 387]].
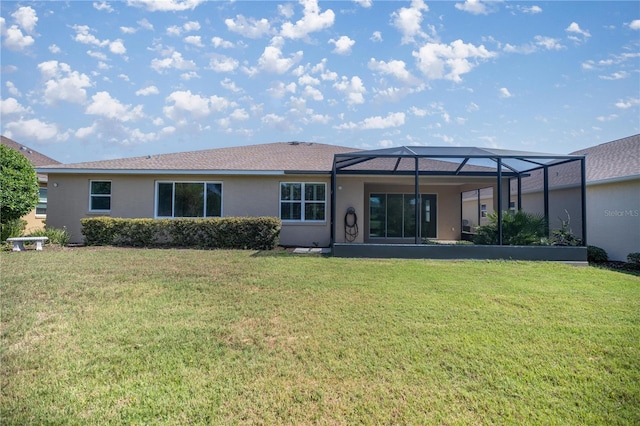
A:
[[590, 261, 640, 277]]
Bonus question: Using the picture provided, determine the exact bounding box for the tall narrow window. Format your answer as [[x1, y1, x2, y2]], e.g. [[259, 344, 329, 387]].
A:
[[35, 187, 47, 216], [280, 183, 326, 222], [90, 180, 111, 211], [156, 182, 222, 218]]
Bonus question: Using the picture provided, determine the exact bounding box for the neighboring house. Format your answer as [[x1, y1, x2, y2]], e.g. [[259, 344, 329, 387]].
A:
[[571, 135, 640, 261], [37, 142, 586, 252], [1, 136, 61, 233]]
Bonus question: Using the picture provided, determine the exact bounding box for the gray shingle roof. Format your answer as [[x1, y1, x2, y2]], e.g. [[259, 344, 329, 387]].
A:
[[571, 134, 640, 182], [38, 142, 360, 174], [1, 135, 61, 182]]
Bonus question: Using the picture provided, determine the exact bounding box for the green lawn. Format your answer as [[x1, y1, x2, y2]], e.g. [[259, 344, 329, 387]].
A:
[[2, 247, 639, 424]]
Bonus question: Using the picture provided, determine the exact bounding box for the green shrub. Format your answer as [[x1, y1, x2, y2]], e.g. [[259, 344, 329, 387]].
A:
[[81, 217, 281, 250], [474, 210, 547, 245], [627, 252, 640, 265], [27, 226, 71, 246], [1, 219, 27, 242], [587, 245, 608, 263]]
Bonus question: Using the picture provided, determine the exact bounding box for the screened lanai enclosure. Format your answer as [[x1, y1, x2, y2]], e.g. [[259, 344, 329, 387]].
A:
[[330, 146, 587, 261]]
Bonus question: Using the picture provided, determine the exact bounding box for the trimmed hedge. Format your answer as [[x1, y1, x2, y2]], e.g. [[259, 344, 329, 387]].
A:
[[81, 217, 281, 250]]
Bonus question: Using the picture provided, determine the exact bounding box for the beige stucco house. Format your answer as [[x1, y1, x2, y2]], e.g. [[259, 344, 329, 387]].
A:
[[37, 142, 587, 257], [1, 136, 60, 233], [571, 135, 639, 261]]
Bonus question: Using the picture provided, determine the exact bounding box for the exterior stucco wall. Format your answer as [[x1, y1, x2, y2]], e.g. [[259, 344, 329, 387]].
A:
[[586, 179, 640, 261], [46, 173, 332, 247], [334, 176, 501, 243]]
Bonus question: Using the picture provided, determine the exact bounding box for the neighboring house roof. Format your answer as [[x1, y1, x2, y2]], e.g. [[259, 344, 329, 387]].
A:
[[1, 135, 61, 182], [37, 142, 360, 175], [571, 134, 640, 184]]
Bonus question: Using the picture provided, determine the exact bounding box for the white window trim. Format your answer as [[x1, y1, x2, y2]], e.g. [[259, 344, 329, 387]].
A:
[[35, 187, 47, 217], [89, 180, 112, 212], [279, 182, 327, 223], [154, 181, 223, 219]]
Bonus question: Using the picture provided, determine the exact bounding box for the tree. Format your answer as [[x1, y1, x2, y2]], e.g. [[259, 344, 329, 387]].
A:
[[1, 144, 39, 224]]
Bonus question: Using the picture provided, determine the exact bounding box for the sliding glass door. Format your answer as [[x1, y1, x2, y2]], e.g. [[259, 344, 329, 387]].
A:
[[369, 193, 437, 240]]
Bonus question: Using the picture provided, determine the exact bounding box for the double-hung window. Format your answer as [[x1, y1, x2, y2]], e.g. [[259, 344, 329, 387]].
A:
[[280, 183, 326, 222], [156, 182, 222, 218], [90, 180, 111, 212]]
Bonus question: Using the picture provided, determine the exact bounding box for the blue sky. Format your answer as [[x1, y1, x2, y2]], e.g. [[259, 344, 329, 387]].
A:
[[1, 0, 638, 164]]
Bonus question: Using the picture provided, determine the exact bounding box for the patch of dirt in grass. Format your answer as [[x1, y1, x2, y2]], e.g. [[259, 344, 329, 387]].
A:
[[6, 311, 66, 355]]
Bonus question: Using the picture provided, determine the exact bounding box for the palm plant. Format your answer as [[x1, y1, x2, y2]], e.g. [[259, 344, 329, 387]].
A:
[[473, 210, 547, 245]]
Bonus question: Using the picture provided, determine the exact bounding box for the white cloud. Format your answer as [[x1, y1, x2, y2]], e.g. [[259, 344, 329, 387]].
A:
[[566, 22, 590, 42], [279, 4, 295, 18], [329, 36, 355, 55], [599, 71, 628, 80], [118, 74, 130, 81], [72, 24, 109, 47], [37, 60, 92, 105], [12, 6, 38, 33], [534, 36, 564, 51], [75, 122, 98, 139], [413, 39, 496, 82], [391, 0, 429, 44], [221, 78, 242, 92], [229, 108, 249, 121], [208, 55, 238, 72], [138, 18, 154, 31], [184, 35, 204, 47], [630, 20, 640, 30], [368, 58, 420, 85], [109, 39, 126, 54], [281, 0, 335, 40], [455, 0, 490, 15], [258, 37, 303, 74], [121, 26, 137, 34], [614, 97, 640, 109], [86, 91, 144, 121], [183, 21, 201, 32], [1, 19, 35, 51], [136, 86, 159, 96], [354, 0, 372, 8], [1, 97, 32, 115], [180, 71, 200, 80], [49, 44, 61, 53], [522, 5, 542, 14], [212, 36, 234, 48], [225, 15, 272, 39], [409, 106, 428, 117], [370, 31, 382, 42], [499, 87, 512, 98], [87, 50, 108, 60], [267, 81, 297, 98], [333, 76, 366, 105], [163, 90, 229, 120], [467, 102, 480, 112], [6, 81, 21, 96], [335, 112, 405, 130], [126, 0, 204, 12], [4, 118, 69, 142], [596, 114, 618, 122], [302, 85, 324, 101], [167, 25, 182, 36], [298, 74, 320, 85], [93, 1, 114, 13], [151, 51, 197, 73]]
